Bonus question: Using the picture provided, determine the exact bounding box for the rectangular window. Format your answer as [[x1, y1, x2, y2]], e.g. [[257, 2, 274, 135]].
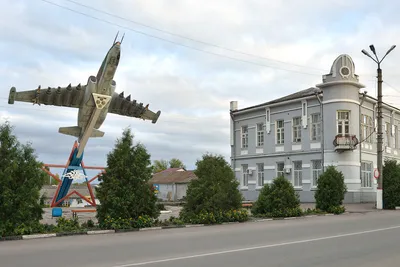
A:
[[293, 161, 302, 187], [337, 111, 350, 135], [360, 115, 374, 143], [292, 117, 302, 142], [361, 162, 372, 188], [257, 123, 264, 147], [242, 164, 248, 187], [276, 120, 284, 144], [257, 163, 264, 187], [276, 162, 284, 177], [241, 126, 248, 148], [311, 113, 321, 141], [361, 114, 367, 142], [311, 160, 322, 187]]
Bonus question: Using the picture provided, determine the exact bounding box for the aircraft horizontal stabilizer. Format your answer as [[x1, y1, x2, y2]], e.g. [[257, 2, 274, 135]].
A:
[[59, 126, 105, 138], [59, 126, 81, 137], [91, 129, 105, 138]]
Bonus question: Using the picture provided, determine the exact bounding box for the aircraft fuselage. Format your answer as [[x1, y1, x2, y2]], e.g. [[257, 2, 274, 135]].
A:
[[77, 42, 121, 139]]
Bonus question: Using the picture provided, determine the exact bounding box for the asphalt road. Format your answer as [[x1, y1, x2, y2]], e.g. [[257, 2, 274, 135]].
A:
[[2, 210, 400, 267]]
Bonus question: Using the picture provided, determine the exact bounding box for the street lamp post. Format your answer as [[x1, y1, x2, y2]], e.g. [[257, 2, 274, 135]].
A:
[[361, 44, 396, 210]]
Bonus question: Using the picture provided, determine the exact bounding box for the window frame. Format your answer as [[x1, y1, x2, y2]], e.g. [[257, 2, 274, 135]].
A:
[[241, 125, 248, 149], [310, 113, 321, 141], [292, 117, 302, 143], [242, 164, 249, 187], [276, 162, 284, 177], [276, 120, 285, 145], [257, 163, 264, 187], [293, 161, 302, 187], [311, 160, 322, 187], [256, 123, 264, 147], [361, 161, 372, 188], [337, 110, 350, 136]]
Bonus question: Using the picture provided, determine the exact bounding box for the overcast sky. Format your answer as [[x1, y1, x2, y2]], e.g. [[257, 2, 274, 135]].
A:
[[2, 0, 400, 177]]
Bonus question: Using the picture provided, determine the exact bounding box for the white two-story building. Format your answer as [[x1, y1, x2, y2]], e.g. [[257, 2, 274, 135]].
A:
[[230, 54, 400, 203]]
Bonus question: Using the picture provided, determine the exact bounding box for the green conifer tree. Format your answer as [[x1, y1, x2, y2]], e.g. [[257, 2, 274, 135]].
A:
[[95, 128, 158, 224], [180, 153, 243, 217], [0, 121, 46, 236]]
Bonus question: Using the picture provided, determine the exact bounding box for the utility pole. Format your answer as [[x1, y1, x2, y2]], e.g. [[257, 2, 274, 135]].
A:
[[362, 45, 396, 210]]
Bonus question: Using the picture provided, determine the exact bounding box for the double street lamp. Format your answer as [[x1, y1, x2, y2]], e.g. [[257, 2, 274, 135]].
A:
[[361, 44, 396, 210]]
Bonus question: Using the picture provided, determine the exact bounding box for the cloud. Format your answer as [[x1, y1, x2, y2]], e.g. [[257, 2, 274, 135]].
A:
[[1, 0, 400, 174]]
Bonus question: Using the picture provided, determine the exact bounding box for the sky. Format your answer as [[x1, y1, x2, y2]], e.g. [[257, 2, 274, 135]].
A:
[[2, 0, 400, 179]]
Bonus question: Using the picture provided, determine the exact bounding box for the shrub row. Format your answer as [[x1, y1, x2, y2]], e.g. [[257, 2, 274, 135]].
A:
[[180, 209, 249, 224], [251, 166, 347, 218]]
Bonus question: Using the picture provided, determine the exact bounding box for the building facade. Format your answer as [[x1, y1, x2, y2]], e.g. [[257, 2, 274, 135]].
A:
[[230, 54, 400, 203], [149, 168, 197, 201]]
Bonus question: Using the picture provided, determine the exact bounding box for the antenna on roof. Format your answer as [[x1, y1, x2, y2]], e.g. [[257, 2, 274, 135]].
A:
[[113, 31, 119, 44]]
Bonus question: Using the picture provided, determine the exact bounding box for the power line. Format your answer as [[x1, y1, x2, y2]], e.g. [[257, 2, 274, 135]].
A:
[[38, 0, 324, 76], [64, 0, 327, 73], [383, 81, 400, 94]]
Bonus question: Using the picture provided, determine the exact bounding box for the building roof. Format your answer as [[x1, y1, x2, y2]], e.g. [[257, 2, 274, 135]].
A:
[[150, 168, 198, 184], [232, 87, 322, 113]]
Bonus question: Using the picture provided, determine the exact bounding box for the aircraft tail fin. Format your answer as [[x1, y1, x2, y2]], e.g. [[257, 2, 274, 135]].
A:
[[58, 126, 105, 138]]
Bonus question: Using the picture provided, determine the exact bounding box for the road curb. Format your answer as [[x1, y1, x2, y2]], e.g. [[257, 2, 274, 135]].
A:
[[0, 212, 349, 242], [283, 217, 298, 220], [184, 224, 205, 228], [139, 227, 162, 231], [22, 233, 57, 240], [87, 230, 115, 235]]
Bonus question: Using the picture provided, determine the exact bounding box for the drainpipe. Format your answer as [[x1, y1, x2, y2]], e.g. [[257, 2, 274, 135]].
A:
[[359, 92, 367, 187], [315, 93, 324, 172], [230, 111, 236, 172], [230, 101, 238, 172]]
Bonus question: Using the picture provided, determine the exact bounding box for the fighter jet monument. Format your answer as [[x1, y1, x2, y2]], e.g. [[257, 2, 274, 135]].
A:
[[7, 33, 161, 206]]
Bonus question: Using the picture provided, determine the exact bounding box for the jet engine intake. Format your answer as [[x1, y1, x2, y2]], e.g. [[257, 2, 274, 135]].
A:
[[86, 75, 97, 93], [110, 80, 116, 94]]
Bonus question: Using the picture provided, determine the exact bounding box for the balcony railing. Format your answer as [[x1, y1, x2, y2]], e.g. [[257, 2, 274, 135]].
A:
[[333, 134, 359, 152]]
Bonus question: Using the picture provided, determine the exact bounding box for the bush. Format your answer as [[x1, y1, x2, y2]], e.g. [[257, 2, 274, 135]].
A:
[[180, 209, 248, 224], [179, 153, 244, 223], [314, 165, 347, 213], [383, 159, 400, 209], [55, 217, 81, 232], [251, 176, 302, 218], [0, 122, 48, 237], [101, 215, 154, 230], [81, 219, 96, 229], [95, 128, 159, 226]]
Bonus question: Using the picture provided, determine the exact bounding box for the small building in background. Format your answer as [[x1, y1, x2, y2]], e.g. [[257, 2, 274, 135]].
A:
[[40, 184, 100, 207], [150, 168, 198, 201]]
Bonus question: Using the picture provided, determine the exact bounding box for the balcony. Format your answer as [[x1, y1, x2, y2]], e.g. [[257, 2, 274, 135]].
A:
[[333, 134, 359, 152]]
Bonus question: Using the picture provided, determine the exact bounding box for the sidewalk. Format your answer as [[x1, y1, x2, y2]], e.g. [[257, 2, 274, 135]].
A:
[[300, 203, 376, 213]]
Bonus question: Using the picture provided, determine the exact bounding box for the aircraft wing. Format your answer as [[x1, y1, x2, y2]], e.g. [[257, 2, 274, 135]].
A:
[[8, 84, 85, 108], [108, 92, 161, 123]]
